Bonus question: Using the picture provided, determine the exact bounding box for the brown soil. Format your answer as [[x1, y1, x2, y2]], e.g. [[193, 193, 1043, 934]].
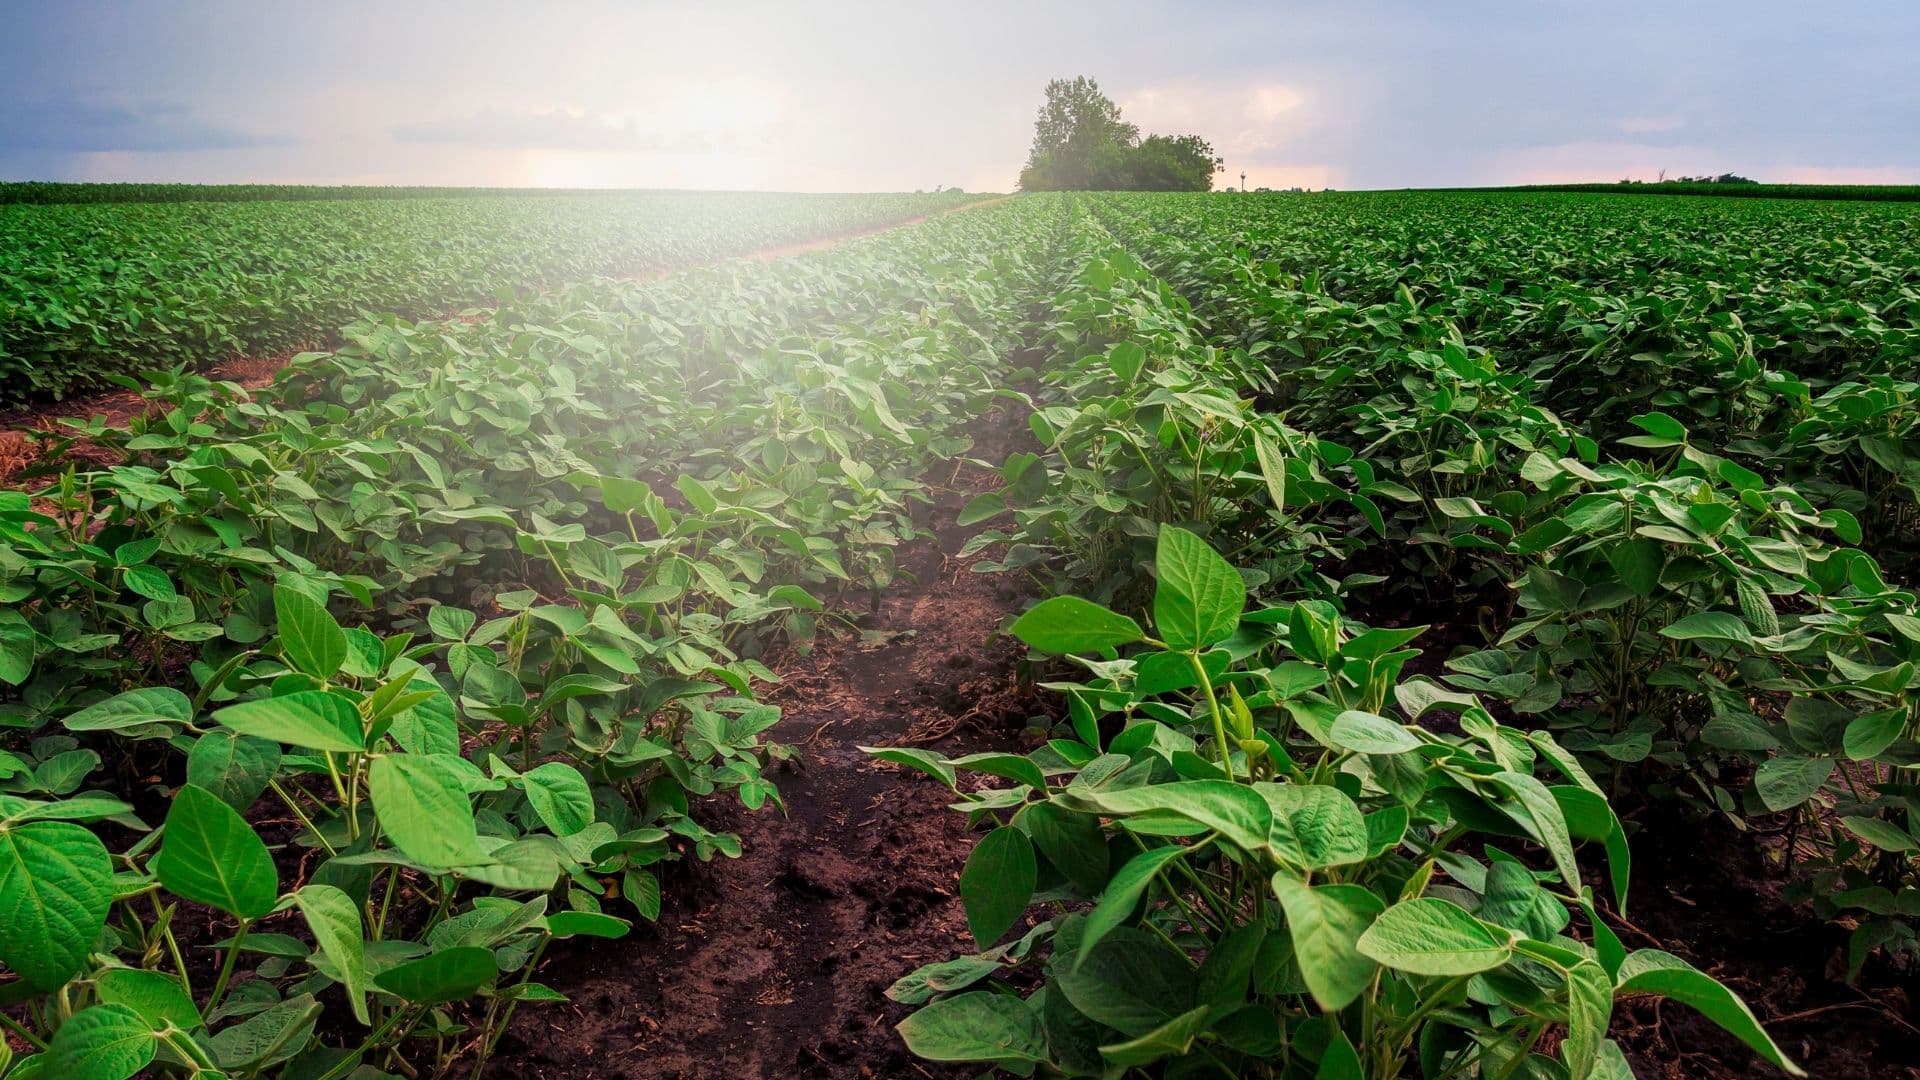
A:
[[480, 400, 1040, 1079], [1609, 804, 1920, 1078], [0, 197, 1014, 486]]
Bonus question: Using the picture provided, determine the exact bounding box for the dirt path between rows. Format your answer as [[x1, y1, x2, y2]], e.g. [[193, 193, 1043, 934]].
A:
[[481, 398, 1041, 1079], [0, 195, 1015, 486]]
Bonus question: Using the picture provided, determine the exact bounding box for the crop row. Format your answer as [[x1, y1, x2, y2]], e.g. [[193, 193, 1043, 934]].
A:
[[0, 190, 978, 405], [0, 197, 1060, 1077], [884, 192, 1919, 1077]]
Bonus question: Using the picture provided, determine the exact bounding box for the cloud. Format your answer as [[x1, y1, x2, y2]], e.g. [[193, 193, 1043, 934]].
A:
[[1615, 115, 1685, 134], [1119, 77, 1315, 158], [393, 108, 727, 153], [0, 98, 290, 152]]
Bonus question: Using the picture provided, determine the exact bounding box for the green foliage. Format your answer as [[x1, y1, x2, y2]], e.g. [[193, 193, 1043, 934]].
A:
[[0, 190, 978, 404], [0, 195, 1050, 1075], [876, 532, 1800, 1077], [1018, 77, 1222, 192]]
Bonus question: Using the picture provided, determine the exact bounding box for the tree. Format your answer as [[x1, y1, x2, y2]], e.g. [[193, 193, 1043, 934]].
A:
[[1017, 77, 1221, 192], [1127, 134, 1224, 191]]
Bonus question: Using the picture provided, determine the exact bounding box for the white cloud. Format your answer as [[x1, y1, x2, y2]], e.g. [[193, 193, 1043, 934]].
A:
[[1119, 77, 1313, 160], [1614, 115, 1686, 134]]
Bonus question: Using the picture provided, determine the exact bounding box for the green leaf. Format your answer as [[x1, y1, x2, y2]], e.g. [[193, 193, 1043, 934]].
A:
[[1024, 802, 1108, 894], [185, 731, 281, 811], [521, 762, 594, 836], [63, 687, 193, 733], [1153, 525, 1245, 650], [273, 584, 347, 679], [1754, 755, 1833, 812], [1009, 596, 1143, 655], [1565, 960, 1613, 1080], [47, 1004, 155, 1080], [1107, 341, 1147, 384], [0, 609, 34, 686], [1077, 844, 1188, 969], [1261, 783, 1368, 870], [1057, 780, 1272, 856], [896, 991, 1048, 1066], [93, 968, 202, 1032], [545, 911, 631, 939], [1843, 709, 1905, 760], [1269, 874, 1382, 1011], [213, 691, 364, 752], [121, 564, 175, 602], [0, 821, 114, 989], [1615, 950, 1804, 1076], [369, 754, 490, 869], [294, 884, 370, 1024], [1840, 816, 1917, 852], [1659, 611, 1754, 646], [209, 994, 319, 1071], [1316, 1027, 1363, 1079], [373, 946, 498, 1004], [1357, 897, 1515, 976], [960, 826, 1035, 948], [154, 784, 279, 919], [1606, 539, 1665, 599], [1099, 1004, 1210, 1070], [1328, 710, 1422, 755], [886, 956, 1003, 1005]]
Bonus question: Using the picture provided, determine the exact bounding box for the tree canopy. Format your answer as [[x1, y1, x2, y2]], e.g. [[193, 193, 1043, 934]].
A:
[[1017, 77, 1223, 192]]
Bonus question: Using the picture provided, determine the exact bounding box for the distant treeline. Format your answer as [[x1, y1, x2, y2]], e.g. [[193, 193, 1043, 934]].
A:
[[0, 183, 731, 205], [1431, 181, 1920, 203]]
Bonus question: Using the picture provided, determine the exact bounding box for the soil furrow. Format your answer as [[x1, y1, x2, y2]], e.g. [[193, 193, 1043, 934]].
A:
[[482, 400, 1039, 1079]]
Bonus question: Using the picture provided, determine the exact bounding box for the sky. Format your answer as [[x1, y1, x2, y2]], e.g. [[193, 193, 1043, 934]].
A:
[[2, 0, 1917, 193]]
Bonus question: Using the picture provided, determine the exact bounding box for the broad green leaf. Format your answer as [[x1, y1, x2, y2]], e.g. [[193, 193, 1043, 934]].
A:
[[1076, 844, 1188, 969], [1754, 755, 1833, 812], [960, 826, 1035, 948], [1840, 815, 1917, 852], [185, 731, 281, 811], [886, 956, 1004, 1005], [294, 885, 370, 1024], [0, 821, 114, 989], [1024, 801, 1108, 894], [1099, 1004, 1210, 1070], [154, 784, 278, 919], [209, 993, 319, 1071], [1153, 525, 1244, 650], [63, 687, 192, 732], [1057, 780, 1271, 856], [1055, 924, 1197, 1036], [545, 911, 631, 938], [1009, 596, 1142, 655], [1659, 611, 1754, 646], [896, 991, 1048, 1065], [1328, 710, 1421, 755], [1615, 950, 1803, 1076], [213, 691, 364, 753], [0, 609, 34, 686], [1270, 874, 1383, 1011], [369, 754, 489, 868], [93, 968, 202, 1031], [373, 946, 498, 1004], [521, 762, 594, 836], [273, 584, 347, 679], [1565, 960, 1612, 1080], [1260, 783, 1368, 869], [1357, 897, 1515, 976], [47, 1004, 155, 1080], [1843, 709, 1904, 760]]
